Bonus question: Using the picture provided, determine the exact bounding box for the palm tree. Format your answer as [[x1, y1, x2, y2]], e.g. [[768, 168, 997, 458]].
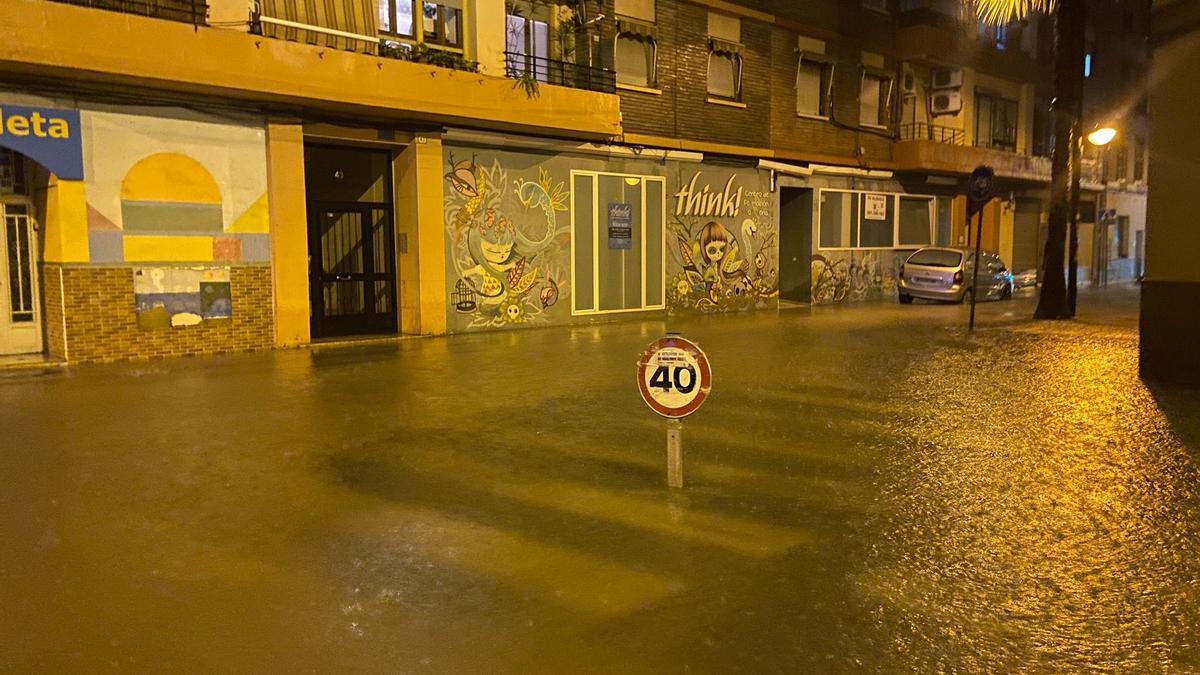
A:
[[975, 0, 1085, 319]]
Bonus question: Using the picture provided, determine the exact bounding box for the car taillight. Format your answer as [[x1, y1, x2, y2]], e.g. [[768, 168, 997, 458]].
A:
[[953, 270, 964, 284]]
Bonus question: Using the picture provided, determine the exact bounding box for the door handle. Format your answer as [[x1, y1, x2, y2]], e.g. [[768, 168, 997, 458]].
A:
[[335, 274, 352, 281]]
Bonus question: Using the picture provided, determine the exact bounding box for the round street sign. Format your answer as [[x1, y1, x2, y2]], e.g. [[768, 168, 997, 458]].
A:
[[637, 336, 712, 419], [968, 165, 996, 203]]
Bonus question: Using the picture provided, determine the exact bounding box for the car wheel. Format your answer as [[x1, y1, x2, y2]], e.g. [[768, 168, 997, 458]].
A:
[[1001, 283, 1013, 300], [899, 293, 913, 305]]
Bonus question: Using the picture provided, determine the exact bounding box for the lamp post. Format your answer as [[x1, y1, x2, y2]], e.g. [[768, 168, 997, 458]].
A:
[[1068, 125, 1118, 316]]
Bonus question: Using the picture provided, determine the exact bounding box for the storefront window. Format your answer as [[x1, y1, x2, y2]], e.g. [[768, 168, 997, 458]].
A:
[[818, 189, 936, 250]]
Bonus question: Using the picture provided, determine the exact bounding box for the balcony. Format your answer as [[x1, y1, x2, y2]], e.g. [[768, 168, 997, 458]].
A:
[[504, 52, 616, 95], [49, 0, 206, 25], [900, 122, 964, 145]]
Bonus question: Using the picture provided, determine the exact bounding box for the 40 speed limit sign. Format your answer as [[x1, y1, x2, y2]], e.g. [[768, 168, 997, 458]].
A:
[[637, 336, 712, 418]]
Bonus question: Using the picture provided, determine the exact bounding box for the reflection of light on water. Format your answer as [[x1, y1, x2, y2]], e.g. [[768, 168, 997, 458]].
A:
[[863, 322, 1200, 670]]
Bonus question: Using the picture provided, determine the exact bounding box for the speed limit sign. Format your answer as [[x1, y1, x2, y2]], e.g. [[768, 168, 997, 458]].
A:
[[637, 336, 712, 418]]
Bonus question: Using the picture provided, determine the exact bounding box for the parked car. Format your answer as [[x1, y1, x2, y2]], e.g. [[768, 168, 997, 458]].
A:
[[898, 247, 1014, 304], [1012, 268, 1039, 290]]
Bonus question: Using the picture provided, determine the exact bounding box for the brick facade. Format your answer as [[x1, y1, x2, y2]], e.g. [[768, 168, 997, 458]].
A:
[[40, 265, 274, 364]]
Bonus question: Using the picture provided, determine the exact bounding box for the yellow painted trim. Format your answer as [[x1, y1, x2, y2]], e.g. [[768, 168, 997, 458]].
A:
[[0, 0, 622, 140], [40, 178, 89, 263], [265, 121, 310, 347], [124, 235, 214, 262], [230, 192, 270, 233]]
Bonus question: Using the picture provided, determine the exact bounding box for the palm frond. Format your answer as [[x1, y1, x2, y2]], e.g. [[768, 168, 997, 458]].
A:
[[971, 0, 1056, 24]]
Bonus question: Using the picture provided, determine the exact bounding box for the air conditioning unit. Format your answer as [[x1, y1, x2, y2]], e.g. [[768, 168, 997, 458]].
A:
[[931, 68, 963, 90], [901, 66, 917, 96], [931, 90, 963, 116]]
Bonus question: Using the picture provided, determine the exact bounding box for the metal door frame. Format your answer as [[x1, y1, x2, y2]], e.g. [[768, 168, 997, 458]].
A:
[[307, 200, 398, 339]]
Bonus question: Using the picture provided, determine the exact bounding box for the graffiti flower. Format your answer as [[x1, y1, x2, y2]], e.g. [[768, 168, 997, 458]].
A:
[[497, 295, 527, 324], [668, 273, 694, 305]]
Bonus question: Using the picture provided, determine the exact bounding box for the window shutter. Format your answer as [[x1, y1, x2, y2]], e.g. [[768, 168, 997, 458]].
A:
[[614, 0, 655, 23]]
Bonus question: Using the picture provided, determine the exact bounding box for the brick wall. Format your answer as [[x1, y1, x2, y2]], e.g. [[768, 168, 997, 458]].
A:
[[41, 265, 274, 364], [608, 0, 772, 150]]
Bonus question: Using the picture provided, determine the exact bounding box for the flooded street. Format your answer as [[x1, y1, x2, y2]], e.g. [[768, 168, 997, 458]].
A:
[[2, 288, 1198, 672]]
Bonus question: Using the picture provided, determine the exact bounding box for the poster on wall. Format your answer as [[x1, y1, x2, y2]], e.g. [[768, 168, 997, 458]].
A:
[[608, 202, 633, 249], [134, 267, 232, 330], [864, 193, 888, 220]]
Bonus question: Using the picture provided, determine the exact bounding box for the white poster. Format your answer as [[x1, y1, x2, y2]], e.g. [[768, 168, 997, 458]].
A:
[[864, 193, 888, 220]]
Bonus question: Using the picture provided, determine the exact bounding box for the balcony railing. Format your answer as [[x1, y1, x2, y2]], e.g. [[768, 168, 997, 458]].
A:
[[899, 122, 965, 145], [504, 52, 616, 95], [51, 0, 206, 25]]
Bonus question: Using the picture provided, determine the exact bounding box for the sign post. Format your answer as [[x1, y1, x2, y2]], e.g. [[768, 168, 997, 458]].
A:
[[637, 334, 712, 489], [967, 166, 996, 332]]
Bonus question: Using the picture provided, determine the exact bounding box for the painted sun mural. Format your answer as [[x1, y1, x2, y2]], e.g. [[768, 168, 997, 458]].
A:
[[444, 156, 570, 328]]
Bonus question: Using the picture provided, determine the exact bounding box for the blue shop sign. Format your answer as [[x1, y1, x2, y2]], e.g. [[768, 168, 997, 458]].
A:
[[0, 105, 84, 180]]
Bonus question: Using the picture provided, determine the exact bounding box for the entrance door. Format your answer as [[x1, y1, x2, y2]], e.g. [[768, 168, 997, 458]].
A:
[[0, 203, 43, 355], [307, 204, 397, 338], [778, 187, 813, 303]]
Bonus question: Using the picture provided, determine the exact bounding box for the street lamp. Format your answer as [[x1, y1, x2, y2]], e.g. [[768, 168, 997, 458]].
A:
[[1087, 126, 1117, 147]]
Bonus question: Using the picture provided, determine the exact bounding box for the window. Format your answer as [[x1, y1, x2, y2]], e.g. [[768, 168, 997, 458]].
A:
[[975, 90, 1018, 151], [570, 171, 666, 314], [860, 71, 893, 127], [1134, 139, 1146, 182], [707, 13, 742, 102], [818, 189, 935, 250], [381, 0, 461, 49], [796, 56, 833, 117], [1117, 217, 1130, 258], [614, 0, 654, 22], [506, 3, 550, 80], [978, 20, 1008, 49], [615, 31, 657, 87], [423, 1, 462, 48], [1114, 144, 1128, 181]]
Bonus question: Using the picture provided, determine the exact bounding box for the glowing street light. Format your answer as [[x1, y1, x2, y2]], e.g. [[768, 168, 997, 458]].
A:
[[1087, 126, 1117, 146]]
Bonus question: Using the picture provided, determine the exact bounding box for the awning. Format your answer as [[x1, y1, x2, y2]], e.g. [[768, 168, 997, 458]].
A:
[[709, 37, 743, 56], [617, 18, 656, 40], [258, 0, 379, 54]]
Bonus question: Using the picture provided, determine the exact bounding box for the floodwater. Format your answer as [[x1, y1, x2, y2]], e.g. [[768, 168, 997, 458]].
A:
[[2, 288, 1198, 672]]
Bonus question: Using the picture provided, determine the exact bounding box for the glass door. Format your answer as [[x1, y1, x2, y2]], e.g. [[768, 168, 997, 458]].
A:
[[0, 203, 43, 355], [307, 204, 397, 338]]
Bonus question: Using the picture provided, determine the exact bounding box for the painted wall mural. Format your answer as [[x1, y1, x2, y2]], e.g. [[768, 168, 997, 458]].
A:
[[810, 250, 903, 304], [666, 170, 778, 313], [133, 267, 232, 329], [82, 108, 269, 265], [444, 155, 571, 329]]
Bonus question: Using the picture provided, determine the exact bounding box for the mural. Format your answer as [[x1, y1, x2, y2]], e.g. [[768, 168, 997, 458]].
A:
[[666, 170, 778, 313], [444, 155, 570, 328], [811, 250, 902, 304], [83, 109, 269, 265], [133, 267, 232, 329]]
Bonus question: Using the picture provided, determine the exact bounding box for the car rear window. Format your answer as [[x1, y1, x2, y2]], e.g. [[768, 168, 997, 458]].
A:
[[907, 249, 962, 268]]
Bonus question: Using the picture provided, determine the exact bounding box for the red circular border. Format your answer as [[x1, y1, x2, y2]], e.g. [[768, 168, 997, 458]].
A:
[[637, 336, 713, 418]]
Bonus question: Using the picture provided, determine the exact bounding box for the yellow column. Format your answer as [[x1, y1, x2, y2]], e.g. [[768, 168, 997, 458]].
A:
[[396, 136, 448, 336], [40, 177, 89, 263], [265, 119, 310, 347]]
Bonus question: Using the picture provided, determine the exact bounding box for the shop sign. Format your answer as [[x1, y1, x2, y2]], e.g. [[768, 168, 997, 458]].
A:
[[608, 202, 633, 249], [0, 105, 83, 180], [864, 193, 888, 220]]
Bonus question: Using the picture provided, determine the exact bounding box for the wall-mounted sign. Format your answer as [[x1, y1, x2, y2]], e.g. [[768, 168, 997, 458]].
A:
[[864, 193, 888, 220], [0, 105, 83, 180], [674, 172, 743, 218], [608, 202, 633, 249]]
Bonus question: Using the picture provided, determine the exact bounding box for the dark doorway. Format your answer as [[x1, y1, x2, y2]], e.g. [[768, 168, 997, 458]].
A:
[[778, 187, 814, 304], [305, 145, 397, 339]]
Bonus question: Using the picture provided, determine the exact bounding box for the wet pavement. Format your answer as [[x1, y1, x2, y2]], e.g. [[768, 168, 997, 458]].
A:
[[3, 287, 1199, 672]]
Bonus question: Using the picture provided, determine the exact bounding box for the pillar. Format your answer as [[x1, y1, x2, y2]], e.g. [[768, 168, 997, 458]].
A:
[[1141, 18, 1200, 384], [395, 135, 448, 336], [265, 119, 310, 347]]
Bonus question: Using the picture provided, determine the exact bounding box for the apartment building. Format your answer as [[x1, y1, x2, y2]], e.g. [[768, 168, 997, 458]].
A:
[[0, 0, 1149, 363]]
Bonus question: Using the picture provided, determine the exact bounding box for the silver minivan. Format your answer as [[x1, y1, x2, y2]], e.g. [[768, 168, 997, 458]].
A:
[[898, 247, 1014, 304]]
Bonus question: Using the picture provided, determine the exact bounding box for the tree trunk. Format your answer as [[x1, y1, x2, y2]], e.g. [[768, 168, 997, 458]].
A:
[[1035, 0, 1086, 320]]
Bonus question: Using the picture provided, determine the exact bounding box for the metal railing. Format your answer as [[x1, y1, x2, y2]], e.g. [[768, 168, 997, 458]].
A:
[[50, 0, 206, 26], [899, 122, 965, 145], [504, 52, 616, 95]]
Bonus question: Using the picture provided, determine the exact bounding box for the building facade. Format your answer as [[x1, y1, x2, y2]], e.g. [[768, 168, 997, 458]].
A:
[[0, 0, 1149, 363]]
